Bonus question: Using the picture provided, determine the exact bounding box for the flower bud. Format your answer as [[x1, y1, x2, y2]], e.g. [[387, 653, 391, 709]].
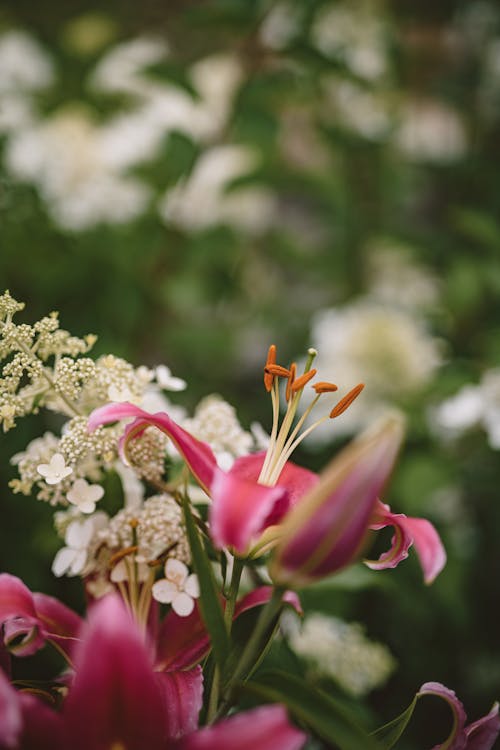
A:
[[270, 414, 405, 586]]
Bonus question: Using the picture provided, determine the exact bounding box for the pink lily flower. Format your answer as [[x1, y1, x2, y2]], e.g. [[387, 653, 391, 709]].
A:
[[0, 573, 83, 659], [88, 399, 445, 583], [418, 682, 500, 749], [0, 574, 300, 675], [0, 594, 306, 750]]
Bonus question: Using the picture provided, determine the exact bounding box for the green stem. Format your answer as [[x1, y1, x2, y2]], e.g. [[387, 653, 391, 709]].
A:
[[224, 557, 243, 634], [216, 586, 285, 719]]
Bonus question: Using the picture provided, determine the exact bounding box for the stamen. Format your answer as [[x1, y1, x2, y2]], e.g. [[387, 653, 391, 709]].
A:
[[330, 384, 365, 418], [264, 364, 291, 378], [264, 344, 277, 392], [286, 363, 297, 402], [313, 381, 339, 393], [109, 545, 139, 568], [291, 368, 317, 392]]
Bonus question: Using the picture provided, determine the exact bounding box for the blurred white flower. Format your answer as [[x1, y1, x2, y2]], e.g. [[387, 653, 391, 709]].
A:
[[306, 301, 442, 439], [5, 108, 151, 230], [182, 394, 254, 469], [287, 613, 396, 697], [159, 145, 275, 233], [431, 369, 500, 450], [0, 30, 54, 93], [259, 2, 301, 50], [323, 78, 392, 140], [66, 478, 104, 514], [311, 2, 389, 81], [152, 558, 200, 616], [155, 365, 186, 392], [107, 384, 135, 403], [90, 36, 169, 95], [37, 453, 73, 485], [395, 99, 467, 163], [114, 462, 145, 510]]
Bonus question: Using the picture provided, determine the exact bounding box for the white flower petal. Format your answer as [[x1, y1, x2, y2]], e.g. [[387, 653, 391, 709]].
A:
[[69, 549, 87, 575], [165, 558, 188, 586], [172, 592, 195, 617], [152, 579, 178, 604], [184, 574, 200, 599], [51, 547, 76, 577], [77, 499, 97, 514]]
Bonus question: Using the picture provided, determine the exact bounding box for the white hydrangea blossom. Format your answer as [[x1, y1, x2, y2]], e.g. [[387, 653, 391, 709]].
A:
[[0, 30, 54, 94], [37, 453, 73, 485], [430, 369, 500, 449], [52, 513, 108, 578], [395, 99, 467, 163], [305, 301, 442, 439], [66, 478, 104, 513], [287, 613, 396, 697], [152, 559, 200, 616], [311, 2, 389, 81], [158, 145, 275, 234], [182, 394, 255, 470]]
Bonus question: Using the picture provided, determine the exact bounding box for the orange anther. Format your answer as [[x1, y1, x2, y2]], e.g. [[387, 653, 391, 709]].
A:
[[329, 384, 365, 419], [264, 344, 277, 392], [286, 363, 297, 402], [291, 368, 317, 392], [265, 364, 292, 378], [109, 545, 139, 567], [313, 381, 339, 394]]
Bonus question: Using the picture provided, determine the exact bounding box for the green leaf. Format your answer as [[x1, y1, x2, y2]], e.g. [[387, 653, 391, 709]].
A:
[[181, 495, 229, 671], [244, 670, 382, 750], [370, 697, 417, 749]]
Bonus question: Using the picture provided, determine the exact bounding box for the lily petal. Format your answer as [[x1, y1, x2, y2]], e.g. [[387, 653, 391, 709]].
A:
[[176, 704, 306, 750], [0, 668, 22, 748], [32, 593, 83, 659], [210, 469, 289, 553], [0, 574, 47, 656], [157, 666, 203, 739], [88, 403, 217, 494], [271, 415, 404, 586], [418, 682, 500, 750], [366, 502, 446, 584], [230, 453, 318, 508], [64, 595, 166, 750]]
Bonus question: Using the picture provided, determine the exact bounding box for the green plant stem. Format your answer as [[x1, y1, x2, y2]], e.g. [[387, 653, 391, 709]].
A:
[[224, 557, 243, 634], [215, 586, 285, 720]]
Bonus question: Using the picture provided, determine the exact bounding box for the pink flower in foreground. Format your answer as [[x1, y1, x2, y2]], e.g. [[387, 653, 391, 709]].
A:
[[418, 682, 500, 749], [0, 594, 306, 750], [88, 345, 446, 582]]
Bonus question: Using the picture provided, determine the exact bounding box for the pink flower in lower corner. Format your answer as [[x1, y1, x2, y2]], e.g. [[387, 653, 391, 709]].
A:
[[0, 594, 306, 750], [418, 682, 500, 749], [88, 402, 446, 583]]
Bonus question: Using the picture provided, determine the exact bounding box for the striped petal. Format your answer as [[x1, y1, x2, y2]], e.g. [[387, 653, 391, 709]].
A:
[[88, 403, 217, 494]]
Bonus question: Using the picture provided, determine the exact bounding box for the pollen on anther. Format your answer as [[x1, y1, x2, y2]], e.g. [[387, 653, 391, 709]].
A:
[[265, 364, 291, 378], [330, 383, 365, 418], [313, 381, 339, 394], [291, 368, 317, 392], [264, 344, 277, 392]]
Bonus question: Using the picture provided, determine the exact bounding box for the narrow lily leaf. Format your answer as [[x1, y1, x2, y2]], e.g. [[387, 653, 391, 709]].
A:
[[370, 696, 417, 749], [244, 670, 382, 750], [181, 495, 229, 672]]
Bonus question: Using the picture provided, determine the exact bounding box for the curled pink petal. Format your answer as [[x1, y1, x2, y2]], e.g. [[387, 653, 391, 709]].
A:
[[176, 704, 306, 750], [157, 666, 203, 739], [418, 682, 500, 750], [465, 703, 500, 749], [231, 453, 318, 509], [210, 469, 288, 553], [0, 574, 46, 656], [33, 593, 83, 660], [366, 502, 446, 584], [88, 403, 217, 493]]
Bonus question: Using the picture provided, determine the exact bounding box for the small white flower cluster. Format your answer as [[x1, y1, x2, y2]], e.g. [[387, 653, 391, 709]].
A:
[[288, 613, 396, 697], [183, 394, 255, 470], [430, 369, 500, 450], [98, 494, 190, 566]]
